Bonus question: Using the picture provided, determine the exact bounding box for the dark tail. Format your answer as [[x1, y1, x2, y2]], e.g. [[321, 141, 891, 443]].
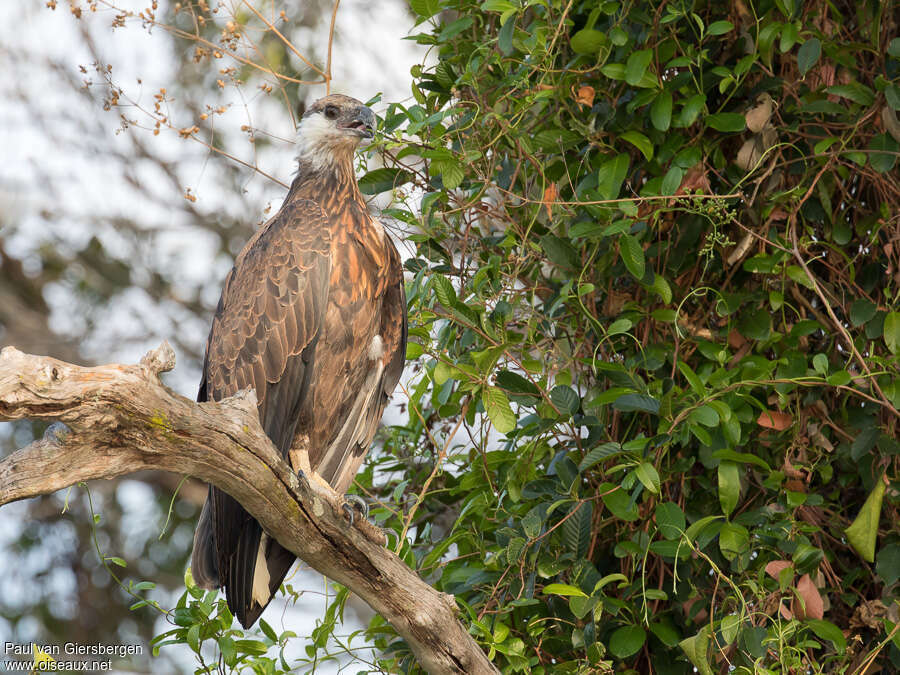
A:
[[227, 521, 296, 628], [190, 489, 219, 590]]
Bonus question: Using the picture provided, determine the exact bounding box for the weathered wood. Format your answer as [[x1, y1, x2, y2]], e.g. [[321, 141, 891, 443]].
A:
[[0, 342, 498, 675]]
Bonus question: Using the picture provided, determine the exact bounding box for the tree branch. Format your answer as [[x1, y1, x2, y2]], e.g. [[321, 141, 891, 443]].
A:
[[0, 343, 497, 675]]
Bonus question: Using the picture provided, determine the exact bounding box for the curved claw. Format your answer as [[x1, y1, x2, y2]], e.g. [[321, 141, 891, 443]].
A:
[[344, 494, 369, 519], [342, 501, 357, 525], [381, 527, 399, 548]]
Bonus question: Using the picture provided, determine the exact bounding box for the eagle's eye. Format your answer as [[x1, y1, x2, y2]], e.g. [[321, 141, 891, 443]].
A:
[[324, 105, 339, 120]]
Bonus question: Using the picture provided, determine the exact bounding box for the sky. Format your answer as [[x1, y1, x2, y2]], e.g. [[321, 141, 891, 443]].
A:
[[0, 1, 429, 672]]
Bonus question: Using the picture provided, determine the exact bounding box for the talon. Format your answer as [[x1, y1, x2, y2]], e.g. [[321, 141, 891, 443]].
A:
[[381, 527, 398, 548], [342, 501, 356, 525], [344, 494, 368, 519]]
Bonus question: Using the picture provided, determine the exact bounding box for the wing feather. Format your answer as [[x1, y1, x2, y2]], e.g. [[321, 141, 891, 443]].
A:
[[193, 198, 330, 628]]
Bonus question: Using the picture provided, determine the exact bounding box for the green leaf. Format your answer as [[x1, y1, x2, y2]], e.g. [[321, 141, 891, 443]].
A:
[[563, 501, 592, 558], [579, 442, 625, 471], [619, 234, 646, 280], [661, 166, 683, 195], [650, 90, 673, 131], [797, 37, 821, 76], [601, 63, 626, 80], [219, 635, 236, 667], [813, 354, 828, 375], [496, 370, 541, 396], [805, 619, 846, 654], [635, 462, 660, 494], [410, 0, 441, 18], [540, 234, 579, 269], [431, 274, 456, 307], [718, 461, 740, 517], [522, 507, 542, 538], [677, 361, 705, 394], [719, 614, 741, 645], [825, 83, 875, 107], [480, 0, 517, 13], [886, 83, 900, 111], [571, 29, 607, 55], [706, 112, 746, 132], [609, 26, 628, 45], [596, 153, 630, 199], [780, 22, 799, 52], [593, 573, 628, 593], [607, 318, 632, 335], [601, 483, 640, 521], [497, 16, 515, 55], [648, 274, 672, 303], [482, 386, 516, 434], [844, 476, 886, 562], [650, 619, 681, 647], [884, 312, 900, 354], [234, 640, 268, 656], [358, 167, 412, 194], [869, 133, 899, 174], [259, 619, 277, 643], [690, 404, 719, 427], [655, 502, 686, 540], [891, 37, 900, 57], [620, 130, 654, 160], [718, 522, 749, 561], [542, 583, 587, 597], [711, 449, 771, 472], [625, 49, 653, 86], [849, 299, 877, 326], [609, 625, 646, 658], [707, 20, 733, 35], [613, 393, 660, 414], [685, 515, 722, 543], [679, 94, 706, 127], [186, 624, 200, 654], [680, 627, 713, 675], [550, 385, 580, 416], [439, 160, 465, 189]]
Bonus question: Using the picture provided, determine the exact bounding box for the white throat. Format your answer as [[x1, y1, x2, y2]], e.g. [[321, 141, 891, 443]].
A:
[[295, 114, 354, 173]]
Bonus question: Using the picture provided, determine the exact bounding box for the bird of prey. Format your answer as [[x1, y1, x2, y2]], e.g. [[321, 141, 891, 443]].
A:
[[190, 94, 407, 628]]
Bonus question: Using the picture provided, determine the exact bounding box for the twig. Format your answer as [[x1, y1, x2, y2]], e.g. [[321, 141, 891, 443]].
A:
[[326, 0, 341, 94], [242, 1, 327, 78]]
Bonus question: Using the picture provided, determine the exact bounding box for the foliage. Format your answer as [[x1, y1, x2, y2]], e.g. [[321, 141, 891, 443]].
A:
[[23, 0, 900, 672], [354, 0, 899, 672]]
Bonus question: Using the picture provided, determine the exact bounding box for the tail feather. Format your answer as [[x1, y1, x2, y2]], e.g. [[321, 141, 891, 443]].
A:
[[190, 491, 219, 590], [227, 522, 297, 628]]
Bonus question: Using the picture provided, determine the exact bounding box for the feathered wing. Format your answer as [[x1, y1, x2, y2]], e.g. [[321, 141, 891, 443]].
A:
[[191, 199, 331, 628], [314, 239, 408, 493]]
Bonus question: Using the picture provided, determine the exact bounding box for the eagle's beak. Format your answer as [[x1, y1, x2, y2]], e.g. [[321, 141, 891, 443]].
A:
[[339, 106, 376, 139]]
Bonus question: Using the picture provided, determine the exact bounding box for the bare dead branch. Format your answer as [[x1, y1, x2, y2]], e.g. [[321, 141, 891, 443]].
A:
[[0, 343, 498, 675]]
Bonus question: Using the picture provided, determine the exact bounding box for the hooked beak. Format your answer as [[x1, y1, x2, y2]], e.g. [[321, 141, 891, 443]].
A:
[[339, 106, 376, 139]]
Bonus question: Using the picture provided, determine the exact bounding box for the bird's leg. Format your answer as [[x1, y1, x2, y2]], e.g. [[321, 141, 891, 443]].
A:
[[290, 441, 332, 491]]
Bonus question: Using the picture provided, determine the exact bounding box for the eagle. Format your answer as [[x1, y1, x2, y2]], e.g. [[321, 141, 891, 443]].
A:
[[190, 94, 407, 628]]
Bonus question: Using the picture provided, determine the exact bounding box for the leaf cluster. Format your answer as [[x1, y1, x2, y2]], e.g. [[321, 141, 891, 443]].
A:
[[353, 0, 900, 672]]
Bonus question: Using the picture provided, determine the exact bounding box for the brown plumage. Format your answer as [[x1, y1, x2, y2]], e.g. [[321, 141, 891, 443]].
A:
[[190, 94, 407, 628]]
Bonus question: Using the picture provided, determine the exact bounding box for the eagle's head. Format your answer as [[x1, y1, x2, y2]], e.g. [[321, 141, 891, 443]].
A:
[[295, 94, 375, 171]]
